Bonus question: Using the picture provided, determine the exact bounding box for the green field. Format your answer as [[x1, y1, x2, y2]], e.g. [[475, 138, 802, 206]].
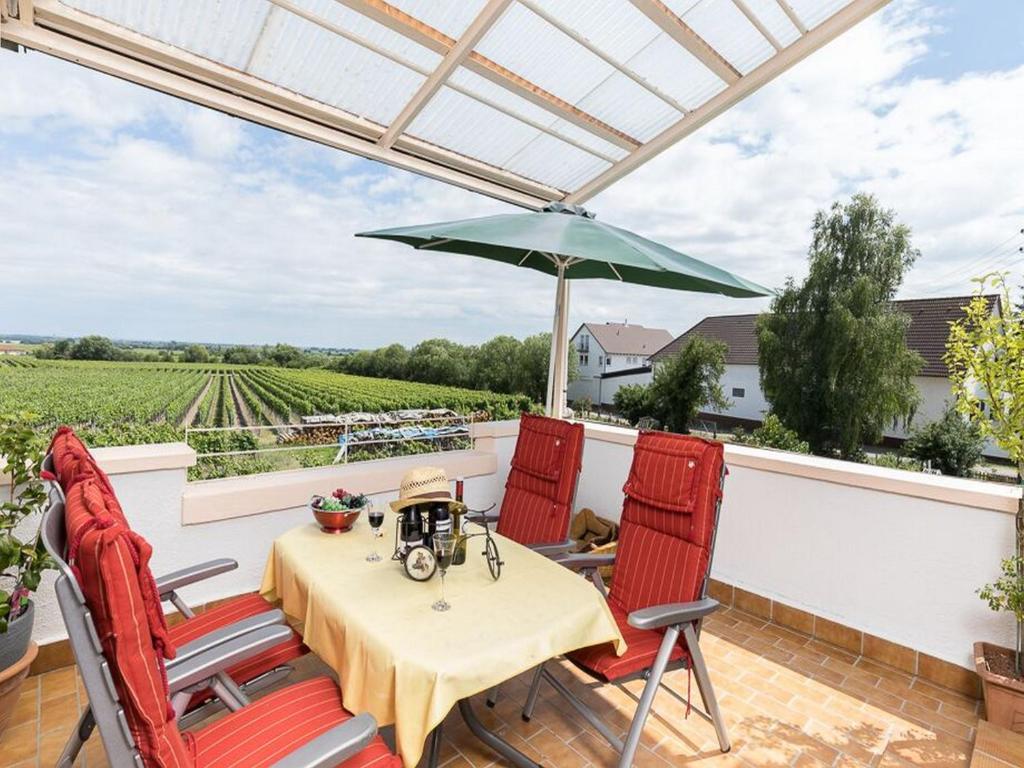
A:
[[0, 358, 533, 477]]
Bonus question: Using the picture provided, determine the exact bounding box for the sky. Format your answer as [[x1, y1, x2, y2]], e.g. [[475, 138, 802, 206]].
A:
[[1, 0, 1022, 349]]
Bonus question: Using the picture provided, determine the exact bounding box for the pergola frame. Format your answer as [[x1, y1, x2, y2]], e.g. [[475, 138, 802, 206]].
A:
[[1, 0, 890, 208]]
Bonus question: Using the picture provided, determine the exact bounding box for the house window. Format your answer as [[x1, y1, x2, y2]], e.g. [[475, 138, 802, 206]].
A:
[[579, 353, 588, 366], [732, 387, 745, 398], [578, 334, 589, 353]]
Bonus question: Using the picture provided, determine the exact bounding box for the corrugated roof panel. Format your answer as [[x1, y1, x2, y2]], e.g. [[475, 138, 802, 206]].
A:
[[624, 33, 728, 111], [673, 0, 776, 75], [249, 6, 426, 126], [474, 2, 667, 139], [576, 72, 682, 142], [502, 133, 613, 192], [446, 67, 629, 162], [385, 0, 489, 39], [735, 0, 803, 47], [527, 0, 663, 65], [787, 0, 854, 30], [408, 86, 610, 191], [63, 0, 271, 71], [288, 0, 443, 72]]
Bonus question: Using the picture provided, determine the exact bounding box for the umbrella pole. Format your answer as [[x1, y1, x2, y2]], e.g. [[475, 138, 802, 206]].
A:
[[546, 261, 567, 417]]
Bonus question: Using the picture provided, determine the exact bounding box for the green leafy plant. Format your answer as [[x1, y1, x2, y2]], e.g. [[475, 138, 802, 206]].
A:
[[864, 453, 923, 472], [946, 273, 1024, 675], [902, 403, 984, 477], [612, 384, 652, 426], [0, 413, 55, 633], [647, 336, 729, 434], [733, 414, 810, 454], [757, 194, 922, 458]]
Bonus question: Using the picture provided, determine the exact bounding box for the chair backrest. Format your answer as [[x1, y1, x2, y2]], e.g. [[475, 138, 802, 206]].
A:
[[498, 414, 585, 545], [47, 427, 126, 523], [44, 479, 193, 768], [608, 431, 725, 615]]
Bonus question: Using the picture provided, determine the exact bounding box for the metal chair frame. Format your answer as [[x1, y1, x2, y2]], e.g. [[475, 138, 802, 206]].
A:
[[522, 462, 731, 768]]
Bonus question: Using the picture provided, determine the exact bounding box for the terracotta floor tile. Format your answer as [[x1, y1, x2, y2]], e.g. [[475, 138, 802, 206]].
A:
[[40, 666, 78, 702], [0, 720, 39, 765], [39, 692, 80, 736]]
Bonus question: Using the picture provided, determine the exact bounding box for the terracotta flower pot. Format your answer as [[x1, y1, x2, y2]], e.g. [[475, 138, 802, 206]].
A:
[[975, 641, 1024, 732], [0, 641, 38, 741]]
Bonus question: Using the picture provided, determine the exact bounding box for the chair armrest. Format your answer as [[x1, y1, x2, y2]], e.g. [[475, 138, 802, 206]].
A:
[[627, 598, 720, 631], [155, 558, 237, 596], [528, 539, 575, 557], [170, 610, 287, 665], [269, 714, 378, 768], [167, 625, 292, 694], [550, 552, 616, 571]]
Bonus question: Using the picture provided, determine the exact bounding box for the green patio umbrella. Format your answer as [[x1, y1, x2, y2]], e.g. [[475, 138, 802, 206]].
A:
[[357, 202, 773, 417]]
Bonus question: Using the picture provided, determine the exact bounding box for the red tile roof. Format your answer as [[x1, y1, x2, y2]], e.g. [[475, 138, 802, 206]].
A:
[[651, 295, 1001, 377]]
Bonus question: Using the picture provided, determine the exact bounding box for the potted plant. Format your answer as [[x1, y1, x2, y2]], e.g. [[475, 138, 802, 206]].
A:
[[946, 273, 1024, 726], [0, 413, 54, 738]]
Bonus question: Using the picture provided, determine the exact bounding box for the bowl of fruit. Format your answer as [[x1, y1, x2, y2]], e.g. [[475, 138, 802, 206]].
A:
[[311, 489, 367, 534]]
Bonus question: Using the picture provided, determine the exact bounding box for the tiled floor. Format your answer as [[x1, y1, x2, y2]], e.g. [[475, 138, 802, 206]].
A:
[[1, 607, 982, 768]]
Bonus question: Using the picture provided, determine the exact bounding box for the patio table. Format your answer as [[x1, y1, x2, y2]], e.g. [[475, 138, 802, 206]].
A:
[[260, 513, 626, 768]]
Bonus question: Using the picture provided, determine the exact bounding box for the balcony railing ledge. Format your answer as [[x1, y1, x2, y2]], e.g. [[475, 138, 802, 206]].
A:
[[181, 448, 497, 525], [90, 441, 198, 475], [578, 421, 1022, 514]]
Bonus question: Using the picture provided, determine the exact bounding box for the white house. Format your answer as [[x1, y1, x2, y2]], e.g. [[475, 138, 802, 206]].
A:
[[650, 295, 1002, 452], [567, 322, 673, 407]]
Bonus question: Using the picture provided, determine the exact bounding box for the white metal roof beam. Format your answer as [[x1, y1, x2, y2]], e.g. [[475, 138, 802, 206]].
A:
[[731, 0, 782, 51], [332, 0, 642, 151], [567, 0, 892, 203], [776, 0, 808, 34], [629, 0, 741, 84], [516, 0, 689, 115], [4, 6, 559, 208], [378, 0, 512, 149]]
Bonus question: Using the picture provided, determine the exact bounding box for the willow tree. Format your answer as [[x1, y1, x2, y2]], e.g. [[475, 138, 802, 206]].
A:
[[757, 194, 922, 458]]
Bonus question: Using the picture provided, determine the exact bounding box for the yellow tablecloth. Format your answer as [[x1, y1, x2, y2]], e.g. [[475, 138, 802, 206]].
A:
[[260, 514, 625, 768]]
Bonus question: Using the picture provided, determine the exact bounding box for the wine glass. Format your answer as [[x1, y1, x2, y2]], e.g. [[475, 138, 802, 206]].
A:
[[432, 532, 456, 612], [366, 501, 384, 563]]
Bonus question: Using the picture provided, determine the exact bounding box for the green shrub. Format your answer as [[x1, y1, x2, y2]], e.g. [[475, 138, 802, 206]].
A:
[[613, 384, 652, 426], [733, 414, 810, 454], [903, 403, 984, 477], [865, 453, 923, 472]]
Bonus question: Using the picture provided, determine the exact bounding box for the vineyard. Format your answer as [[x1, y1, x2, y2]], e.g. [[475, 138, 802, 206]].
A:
[[0, 358, 533, 477]]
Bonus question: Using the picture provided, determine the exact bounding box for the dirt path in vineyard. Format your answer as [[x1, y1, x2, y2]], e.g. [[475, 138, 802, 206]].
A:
[[180, 374, 214, 427], [228, 374, 254, 427]]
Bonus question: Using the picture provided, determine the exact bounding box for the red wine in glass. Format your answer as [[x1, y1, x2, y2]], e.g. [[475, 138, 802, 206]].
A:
[[366, 504, 384, 562]]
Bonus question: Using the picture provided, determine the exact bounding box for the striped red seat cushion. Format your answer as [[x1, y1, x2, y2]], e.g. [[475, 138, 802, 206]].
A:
[[497, 414, 584, 545], [192, 677, 401, 768], [66, 480, 192, 768], [570, 432, 724, 682], [48, 427, 129, 525], [170, 593, 306, 705], [569, 602, 687, 681]]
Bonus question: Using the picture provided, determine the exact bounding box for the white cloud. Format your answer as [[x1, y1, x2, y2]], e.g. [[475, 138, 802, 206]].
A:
[[1, 2, 1022, 349]]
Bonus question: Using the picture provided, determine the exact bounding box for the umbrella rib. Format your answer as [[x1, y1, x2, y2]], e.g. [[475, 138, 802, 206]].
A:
[[518, 250, 535, 265], [608, 262, 624, 281], [417, 238, 455, 249]]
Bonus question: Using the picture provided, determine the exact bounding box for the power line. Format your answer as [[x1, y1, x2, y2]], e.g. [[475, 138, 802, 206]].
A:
[[927, 227, 1023, 285]]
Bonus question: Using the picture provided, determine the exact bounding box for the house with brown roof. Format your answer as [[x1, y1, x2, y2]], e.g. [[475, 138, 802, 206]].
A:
[[567, 322, 673, 406], [650, 295, 1002, 450]]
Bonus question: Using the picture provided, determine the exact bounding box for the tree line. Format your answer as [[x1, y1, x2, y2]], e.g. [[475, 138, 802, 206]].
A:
[[331, 333, 577, 402], [35, 336, 329, 368]]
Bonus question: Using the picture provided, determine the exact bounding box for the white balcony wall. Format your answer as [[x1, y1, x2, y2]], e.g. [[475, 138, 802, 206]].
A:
[[19, 421, 1021, 675]]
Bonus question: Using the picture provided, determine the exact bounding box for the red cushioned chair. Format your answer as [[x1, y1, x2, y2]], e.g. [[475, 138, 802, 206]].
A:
[[471, 413, 584, 552], [521, 431, 731, 768], [43, 429, 306, 762], [41, 481, 402, 768]]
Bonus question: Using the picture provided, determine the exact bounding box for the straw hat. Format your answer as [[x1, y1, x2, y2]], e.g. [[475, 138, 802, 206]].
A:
[[390, 466, 457, 512]]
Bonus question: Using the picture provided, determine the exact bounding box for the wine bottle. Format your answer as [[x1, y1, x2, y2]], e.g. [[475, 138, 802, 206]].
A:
[[452, 477, 468, 565]]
